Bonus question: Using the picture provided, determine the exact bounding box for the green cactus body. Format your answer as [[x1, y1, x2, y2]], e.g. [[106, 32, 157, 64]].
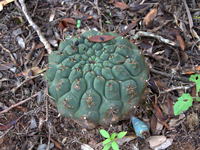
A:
[[46, 30, 149, 128]]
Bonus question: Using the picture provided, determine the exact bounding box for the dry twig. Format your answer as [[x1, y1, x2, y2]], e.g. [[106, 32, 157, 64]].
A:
[[11, 73, 44, 93], [161, 83, 195, 93], [18, 0, 52, 54], [134, 31, 177, 46], [0, 93, 38, 114], [150, 68, 190, 83], [0, 43, 17, 65]]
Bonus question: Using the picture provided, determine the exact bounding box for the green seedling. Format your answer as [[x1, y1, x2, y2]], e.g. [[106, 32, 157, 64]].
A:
[[77, 20, 81, 28], [174, 74, 200, 115], [100, 129, 127, 150], [105, 20, 111, 24]]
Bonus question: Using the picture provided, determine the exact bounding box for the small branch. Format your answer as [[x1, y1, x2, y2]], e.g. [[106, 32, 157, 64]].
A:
[[94, 0, 103, 31], [0, 43, 18, 65], [0, 23, 25, 39], [18, 0, 52, 54], [150, 68, 190, 83], [133, 31, 177, 46], [161, 83, 195, 93], [0, 93, 38, 114], [11, 73, 43, 93]]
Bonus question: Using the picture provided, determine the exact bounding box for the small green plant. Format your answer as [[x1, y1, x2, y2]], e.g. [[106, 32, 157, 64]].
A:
[[174, 74, 200, 115], [100, 129, 127, 150], [105, 20, 111, 24], [77, 20, 81, 28]]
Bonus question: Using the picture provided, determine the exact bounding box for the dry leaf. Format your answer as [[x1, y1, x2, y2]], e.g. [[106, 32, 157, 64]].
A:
[[159, 1, 174, 20], [108, 0, 114, 3], [72, 10, 92, 20], [148, 76, 159, 96], [139, 41, 152, 49], [0, 119, 17, 131], [58, 18, 77, 29], [81, 144, 94, 150], [35, 42, 44, 50], [88, 35, 116, 42], [167, 97, 174, 118], [0, 63, 15, 70], [121, 19, 141, 36], [25, 41, 36, 65], [150, 114, 158, 135], [143, 8, 158, 26], [116, 136, 136, 146], [153, 103, 169, 130], [0, 0, 14, 11], [62, 18, 77, 25], [182, 65, 200, 74], [176, 35, 185, 50], [32, 49, 45, 67], [191, 85, 198, 103], [113, 2, 129, 10], [154, 81, 167, 91], [14, 67, 43, 77], [195, 65, 200, 71], [146, 136, 166, 148], [129, 4, 153, 13], [180, 51, 188, 64], [45, 134, 62, 150]]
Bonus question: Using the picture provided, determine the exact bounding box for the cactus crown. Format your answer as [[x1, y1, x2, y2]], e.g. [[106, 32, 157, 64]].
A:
[[46, 30, 149, 128]]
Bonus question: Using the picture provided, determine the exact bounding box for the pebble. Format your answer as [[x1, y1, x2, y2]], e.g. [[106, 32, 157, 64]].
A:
[[0, 72, 3, 78]]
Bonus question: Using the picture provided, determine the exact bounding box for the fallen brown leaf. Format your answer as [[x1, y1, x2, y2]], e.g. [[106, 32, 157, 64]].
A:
[[148, 76, 159, 96], [25, 41, 36, 65], [14, 67, 43, 77], [72, 10, 92, 20], [167, 97, 174, 118], [121, 19, 141, 36], [129, 4, 153, 13], [176, 35, 185, 51], [0, 63, 15, 70], [108, 0, 114, 3], [191, 85, 198, 103], [45, 134, 62, 149], [154, 81, 167, 91], [182, 65, 200, 74], [180, 51, 188, 64], [35, 42, 44, 50], [195, 65, 200, 71], [88, 35, 116, 42], [139, 41, 152, 49], [0, 0, 14, 11], [113, 2, 129, 10], [58, 18, 77, 29], [153, 103, 169, 130], [143, 8, 158, 26], [0, 118, 17, 131], [159, 0, 174, 20], [32, 49, 45, 67], [150, 114, 157, 135]]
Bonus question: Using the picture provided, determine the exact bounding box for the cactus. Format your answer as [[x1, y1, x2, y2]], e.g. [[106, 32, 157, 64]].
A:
[[46, 30, 149, 128]]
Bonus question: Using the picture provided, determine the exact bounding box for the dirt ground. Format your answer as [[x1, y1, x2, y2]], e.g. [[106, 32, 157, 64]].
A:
[[0, 0, 200, 149]]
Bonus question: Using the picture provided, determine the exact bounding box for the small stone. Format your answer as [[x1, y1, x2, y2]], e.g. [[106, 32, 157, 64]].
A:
[[24, 89, 30, 96], [9, 67, 16, 73], [146, 136, 167, 148], [0, 72, 3, 78]]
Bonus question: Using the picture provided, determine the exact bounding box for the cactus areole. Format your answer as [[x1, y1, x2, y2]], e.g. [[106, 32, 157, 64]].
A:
[[46, 30, 149, 129]]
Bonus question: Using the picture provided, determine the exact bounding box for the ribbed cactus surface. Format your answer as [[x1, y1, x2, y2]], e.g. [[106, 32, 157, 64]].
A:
[[46, 30, 149, 128]]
